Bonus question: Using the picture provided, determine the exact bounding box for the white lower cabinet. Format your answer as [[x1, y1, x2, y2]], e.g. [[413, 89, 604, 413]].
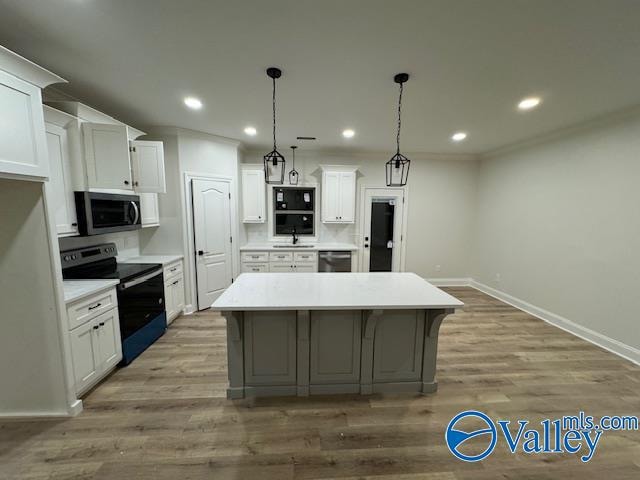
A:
[[241, 250, 318, 273], [66, 288, 122, 396], [164, 259, 185, 324]]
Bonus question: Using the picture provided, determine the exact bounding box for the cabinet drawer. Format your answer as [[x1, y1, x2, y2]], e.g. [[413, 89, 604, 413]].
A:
[[242, 263, 269, 273], [242, 251, 269, 262], [269, 251, 293, 262], [163, 260, 183, 281], [294, 251, 317, 263], [67, 288, 118, 331]]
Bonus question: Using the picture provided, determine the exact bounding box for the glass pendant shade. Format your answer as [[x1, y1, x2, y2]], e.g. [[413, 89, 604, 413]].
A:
[[264, 149, 286, 184], [288, 145, 299, 185], [385, 152, 410, 187]]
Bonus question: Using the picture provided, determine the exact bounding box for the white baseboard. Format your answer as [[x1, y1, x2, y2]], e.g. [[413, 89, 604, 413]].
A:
[[68, 399, 83, 417], [0, 409, 72, 419], [469, 279, 640, 366], [426, 277, 473, 287]]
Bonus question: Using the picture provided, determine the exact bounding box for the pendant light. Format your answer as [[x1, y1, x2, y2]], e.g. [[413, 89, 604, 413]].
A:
[[288, 145, 299, 185], [264, 67, 286, 184], [385, 73, 411, 186]]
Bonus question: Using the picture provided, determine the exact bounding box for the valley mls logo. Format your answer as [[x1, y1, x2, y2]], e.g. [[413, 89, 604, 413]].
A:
[[446, 409, 639, 463], [445, 410, 497, 462]]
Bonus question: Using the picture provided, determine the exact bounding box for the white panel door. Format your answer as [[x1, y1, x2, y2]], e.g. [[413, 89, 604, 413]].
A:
[[294, 264, 317, 272], [322, 171, 340, 222], [339, 171, 356, 222], [0, 70, 49, 178], [82, 122, 132, 190], [95, 309, 122, 371], [45, 122, 78, 235], [270, 263, 294, 273], [241, 168, 266, 222], [69, 321, 100, 393], [192, 179, 233, 309], [130, 140, 166, 193]]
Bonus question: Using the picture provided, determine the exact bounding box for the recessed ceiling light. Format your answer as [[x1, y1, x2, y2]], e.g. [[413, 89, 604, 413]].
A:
[[244, 126, 257, 136], [518, 97, 541, 111], [184, 96, 203, 110], [342, 129, 355, 138], [451, 132, 467, 142]]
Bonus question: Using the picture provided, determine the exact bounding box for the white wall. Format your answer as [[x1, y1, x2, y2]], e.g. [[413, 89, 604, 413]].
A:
[[140, 128, 241, 312], [242, 150, 478, 279], [474, 114, 640, 357], [0, 179, 70, 416]]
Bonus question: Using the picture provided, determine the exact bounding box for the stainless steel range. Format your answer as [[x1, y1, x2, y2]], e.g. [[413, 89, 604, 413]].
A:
[[61, 243, 166, 365]]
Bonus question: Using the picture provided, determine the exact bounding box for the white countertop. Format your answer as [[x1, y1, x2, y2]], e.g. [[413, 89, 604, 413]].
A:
[[212, 272, 463, 311], [63, 279, 120, 303], [120, 254, 184, 266], [240, 243, 358, 252]]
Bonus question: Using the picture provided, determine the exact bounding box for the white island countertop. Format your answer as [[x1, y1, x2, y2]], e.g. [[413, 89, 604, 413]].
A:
[[63, 279, 120, 303], [120, 254, 184, 266], [240, 243, 357, 252], [212, 272, 463, 311]]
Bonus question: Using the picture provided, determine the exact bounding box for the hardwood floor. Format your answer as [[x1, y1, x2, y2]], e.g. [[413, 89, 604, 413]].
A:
[[1, 287, 639, 479]]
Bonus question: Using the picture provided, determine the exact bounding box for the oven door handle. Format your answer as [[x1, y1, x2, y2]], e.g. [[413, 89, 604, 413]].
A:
[[130, 201, 140, 225], [120, 269, 162, 290]]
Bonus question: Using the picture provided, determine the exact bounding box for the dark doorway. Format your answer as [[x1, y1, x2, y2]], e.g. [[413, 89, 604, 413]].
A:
[[369, 200, 395, 271]]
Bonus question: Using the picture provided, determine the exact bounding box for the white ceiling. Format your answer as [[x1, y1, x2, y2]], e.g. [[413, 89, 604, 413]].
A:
[[1, 0, 640, 154]]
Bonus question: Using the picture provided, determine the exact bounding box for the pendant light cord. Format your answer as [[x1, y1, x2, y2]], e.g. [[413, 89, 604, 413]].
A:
[[396, 81, 403, 155], [272, 77, 277, 150]]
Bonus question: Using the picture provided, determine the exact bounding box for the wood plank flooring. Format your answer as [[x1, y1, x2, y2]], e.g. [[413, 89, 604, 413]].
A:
[[1, 287, 639, 479]]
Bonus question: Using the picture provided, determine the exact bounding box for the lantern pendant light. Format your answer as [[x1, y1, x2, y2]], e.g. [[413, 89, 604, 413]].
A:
[[263, 67, 286, 184], [288, 145, 299, 185], [385, 73, 411, 186]]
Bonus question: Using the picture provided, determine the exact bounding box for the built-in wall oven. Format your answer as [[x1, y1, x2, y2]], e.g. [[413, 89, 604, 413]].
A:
[[74, 191, 141, 236], [274, 187, 315, 235]]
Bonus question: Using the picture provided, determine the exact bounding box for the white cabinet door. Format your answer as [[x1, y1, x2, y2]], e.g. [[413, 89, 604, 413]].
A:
[[338, 171, 356, 222], [82, 122, 132, 190], [241, 263, 269, 273], [139, 192, 160, 227], [95, 309, 122, 371], [172, 276, 185, 315], [269, 263, 294, 273], [294, 263, 317, 273], [130, 140, 166, 193], [0, 70, 49, 179], [321, 171, 341, 222], [164, 281, 176, 323], [69, 321, 100, 393], [241, 167, 266, 222], [45, 121, 78, 236]]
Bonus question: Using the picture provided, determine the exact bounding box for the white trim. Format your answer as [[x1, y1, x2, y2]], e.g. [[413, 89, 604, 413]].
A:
[[358, 185, 408, 273], [470, 280, 640, 366], [426, 277, 472, 287], [0, 410, 74, 419]]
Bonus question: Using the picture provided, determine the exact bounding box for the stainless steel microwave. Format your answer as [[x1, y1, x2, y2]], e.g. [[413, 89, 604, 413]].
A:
[[74, 192, 142, 236]]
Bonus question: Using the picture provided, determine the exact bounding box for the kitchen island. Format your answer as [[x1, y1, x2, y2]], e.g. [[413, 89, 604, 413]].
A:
[[212, 272, 463, 399]]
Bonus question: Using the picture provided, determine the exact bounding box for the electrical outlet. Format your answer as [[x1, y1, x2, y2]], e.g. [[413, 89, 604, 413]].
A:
[[495, 273, 501, 283], [435, 265, 441, 273]]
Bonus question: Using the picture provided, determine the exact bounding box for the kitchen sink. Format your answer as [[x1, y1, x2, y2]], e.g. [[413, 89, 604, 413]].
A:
[[273, 244, 315, 248]]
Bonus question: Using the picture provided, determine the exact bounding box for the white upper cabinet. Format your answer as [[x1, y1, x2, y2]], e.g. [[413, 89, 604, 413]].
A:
[[44, 107, 78, 236], [241, 165, 266, 223], [0, 47, 65, 180], [139, 192, 160, 227], [82, 122, 133, 190], [321, 165, 357, 223], [130, 140, 166, 193]]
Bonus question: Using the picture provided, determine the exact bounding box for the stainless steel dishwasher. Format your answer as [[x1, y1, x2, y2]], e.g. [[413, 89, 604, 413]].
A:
[[318, 251, 352, 272]]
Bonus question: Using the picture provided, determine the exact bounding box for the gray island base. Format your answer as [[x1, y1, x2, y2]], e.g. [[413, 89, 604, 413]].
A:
[[212, 273, 463, 399]]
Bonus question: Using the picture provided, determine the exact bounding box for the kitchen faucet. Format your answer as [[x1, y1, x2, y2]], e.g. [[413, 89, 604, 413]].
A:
[[292, 228, 299, 245]]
